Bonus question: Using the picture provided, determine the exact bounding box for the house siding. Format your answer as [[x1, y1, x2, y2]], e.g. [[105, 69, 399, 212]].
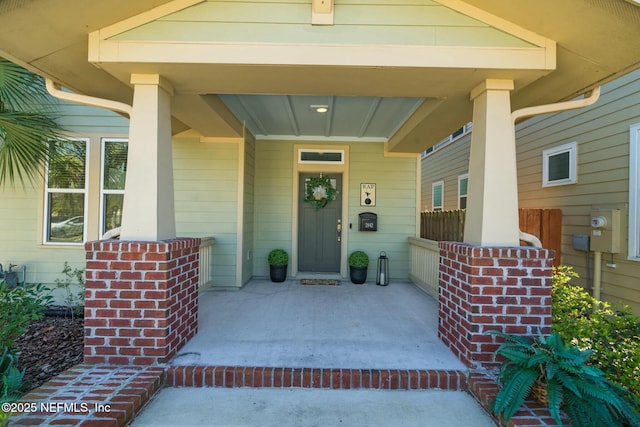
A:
[[254, 140, 417, 280], [420, 136, 470, 211], [253, 140, 295, 277], [349, 145, 417, 280], [0, 107, 244, 290], [241, 132, 256, 285], [112, 0, 533, 48], [0, 102, 130, 299], [173, 138, 239, 287], [421, 70, 640, 313]]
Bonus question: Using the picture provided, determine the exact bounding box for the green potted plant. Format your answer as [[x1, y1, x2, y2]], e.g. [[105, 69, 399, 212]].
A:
[[268, 249, 288, 283], [348, 251, 369, 284], [487, 330, 640, 427]]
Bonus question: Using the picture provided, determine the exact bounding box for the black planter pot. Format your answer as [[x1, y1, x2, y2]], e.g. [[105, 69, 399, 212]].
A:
[[269, 264, 287, 282], [349, 266, 367, 284]]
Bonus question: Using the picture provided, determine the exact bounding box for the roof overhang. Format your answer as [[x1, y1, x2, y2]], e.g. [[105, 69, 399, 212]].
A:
[[0, 0, 638, 152]]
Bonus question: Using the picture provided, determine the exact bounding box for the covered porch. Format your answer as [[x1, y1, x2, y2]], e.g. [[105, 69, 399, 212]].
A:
[[1, 0, 635, 374], [171, 278, 465, 371]]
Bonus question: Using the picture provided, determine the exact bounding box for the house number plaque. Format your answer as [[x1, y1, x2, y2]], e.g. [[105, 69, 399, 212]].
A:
[[360, 183, 376, 206]]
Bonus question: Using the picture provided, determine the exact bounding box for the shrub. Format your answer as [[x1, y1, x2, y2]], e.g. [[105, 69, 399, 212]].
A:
[[0, 281, 51, 350], [552, 266, 640, 404], [0, 280, 49, 426], [267, 249, 288, 266], [348, 251, 369, 267], [0, 346, 27, 403], [54, 261, 85, 318]]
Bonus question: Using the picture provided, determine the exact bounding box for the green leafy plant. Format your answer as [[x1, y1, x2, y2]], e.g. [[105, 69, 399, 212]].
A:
[[0, 280, 51, 350], [54, 262, 85, 319], [0, 279, 49, 426], [552, 266, 640, 403], [268, 249, 289, 266], [0, 346, 27, 402], [303, 175, 337, 209], [488, 330, 640, 427], [348, 251, 369, 267], [0, 346, 28, 427]]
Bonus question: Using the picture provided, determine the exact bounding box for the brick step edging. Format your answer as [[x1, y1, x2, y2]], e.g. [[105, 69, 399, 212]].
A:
[[8, 364, 165, 427], [166, 366, 468, 390]]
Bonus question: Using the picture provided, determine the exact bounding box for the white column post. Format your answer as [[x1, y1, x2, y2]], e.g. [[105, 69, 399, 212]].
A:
[[463, 79, 520, 246], [120, 74, 176, 241]]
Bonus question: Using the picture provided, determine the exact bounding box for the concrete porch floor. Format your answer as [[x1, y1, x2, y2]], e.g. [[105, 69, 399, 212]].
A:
[[170, 278, 466, 371]]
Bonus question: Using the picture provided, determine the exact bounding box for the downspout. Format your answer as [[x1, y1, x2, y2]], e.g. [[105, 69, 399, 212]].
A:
[[512, 87, 601, 248], [511, 87, 600, 124], [45, 79, 132, 117]]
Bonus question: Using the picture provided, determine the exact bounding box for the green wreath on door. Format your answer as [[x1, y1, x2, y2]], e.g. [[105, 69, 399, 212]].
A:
[[304, 175, 337, 209]]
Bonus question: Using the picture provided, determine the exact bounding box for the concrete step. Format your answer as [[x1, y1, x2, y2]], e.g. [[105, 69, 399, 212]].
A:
[[131, 387, 498, 427]]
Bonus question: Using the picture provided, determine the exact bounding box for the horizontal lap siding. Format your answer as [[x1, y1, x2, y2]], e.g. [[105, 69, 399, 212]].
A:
[[253, 141, 417, 280], [420, 70, 640, 313], [517, 71, 640, 312], [420, 135, 470, 211], [113, 0, 531, 48], [173, 138, 239, 287], [349, 145, 416, 280], [254, 141, 295, 277], [0, 103, 129, 287], [242, 134, 256, 285]]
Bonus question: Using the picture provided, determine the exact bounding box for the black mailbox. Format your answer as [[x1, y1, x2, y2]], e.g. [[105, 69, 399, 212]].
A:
[[359, 212, 377, 231]]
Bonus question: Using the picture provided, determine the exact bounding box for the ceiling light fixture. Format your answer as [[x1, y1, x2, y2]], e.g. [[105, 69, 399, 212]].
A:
[[311, 104, 329, 113]]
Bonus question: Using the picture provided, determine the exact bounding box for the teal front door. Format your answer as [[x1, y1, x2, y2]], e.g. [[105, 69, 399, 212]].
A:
[[298, 173, 342, 272]]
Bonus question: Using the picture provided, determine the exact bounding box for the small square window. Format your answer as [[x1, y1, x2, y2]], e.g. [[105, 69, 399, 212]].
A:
[[542, 142, 577, 187]]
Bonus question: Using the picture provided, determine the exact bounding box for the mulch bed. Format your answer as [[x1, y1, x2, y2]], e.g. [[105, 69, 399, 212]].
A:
[[13, 313, 84, 392]]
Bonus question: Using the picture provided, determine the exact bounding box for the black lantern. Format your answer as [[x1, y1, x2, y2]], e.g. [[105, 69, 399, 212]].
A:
[[376, 251, 389, 286]]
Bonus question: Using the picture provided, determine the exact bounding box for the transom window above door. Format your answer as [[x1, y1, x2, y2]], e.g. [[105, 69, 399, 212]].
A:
[[298, 149, 344, 164]]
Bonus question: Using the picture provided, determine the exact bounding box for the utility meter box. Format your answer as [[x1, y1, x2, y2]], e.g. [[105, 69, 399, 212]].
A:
[[589, 209, 620, 253]]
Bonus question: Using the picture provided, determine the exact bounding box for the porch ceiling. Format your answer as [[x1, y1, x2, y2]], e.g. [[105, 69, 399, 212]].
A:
[[0, 0, 639, 152]]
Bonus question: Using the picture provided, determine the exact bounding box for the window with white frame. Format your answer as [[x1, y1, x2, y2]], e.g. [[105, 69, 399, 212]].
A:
[[629, 124, 640, 260], [44, 138, 88, 244], [100, 139, 128, 237], [542, 142, 577, 187], [432, 181, 444, 211], [458, 174, 468, 209]]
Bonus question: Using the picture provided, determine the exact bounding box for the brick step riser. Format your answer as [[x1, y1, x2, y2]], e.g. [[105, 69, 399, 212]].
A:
[[166, 366, 468, 390]]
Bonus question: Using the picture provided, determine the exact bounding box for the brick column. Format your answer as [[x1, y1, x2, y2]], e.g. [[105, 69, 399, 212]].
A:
[[84, 238, 200, 365], [438, 242, 554, 369]]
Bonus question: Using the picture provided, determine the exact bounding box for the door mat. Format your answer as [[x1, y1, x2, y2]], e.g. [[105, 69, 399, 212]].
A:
[[300, 279, 341, 286]]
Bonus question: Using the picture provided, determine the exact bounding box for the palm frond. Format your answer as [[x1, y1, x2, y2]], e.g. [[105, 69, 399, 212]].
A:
[[0, 57, 64, 188], [0, 111, 62, 187], [0, 58, 57, 112]]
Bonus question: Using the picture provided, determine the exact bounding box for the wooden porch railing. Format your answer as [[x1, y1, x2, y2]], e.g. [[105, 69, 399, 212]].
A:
[[199, 237, 215, 289], [408, 237, 440, 299]]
